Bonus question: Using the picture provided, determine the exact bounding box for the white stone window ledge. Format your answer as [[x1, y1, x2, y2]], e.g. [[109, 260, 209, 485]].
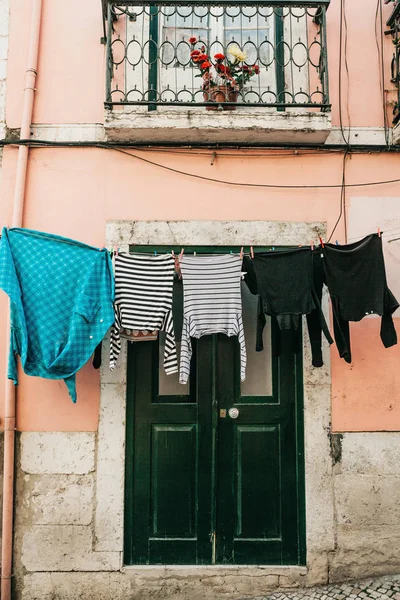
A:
[[104, 107, 332, 145]]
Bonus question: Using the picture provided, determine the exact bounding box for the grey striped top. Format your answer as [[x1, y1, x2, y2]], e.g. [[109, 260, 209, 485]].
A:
[[110, 253, 178, 375], [179, 254, 246, 384]]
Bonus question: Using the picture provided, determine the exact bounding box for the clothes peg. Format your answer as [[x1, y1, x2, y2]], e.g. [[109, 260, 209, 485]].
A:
[[114, 245, 119, 256], [378, 227, 381, 238], [179, 248, 184, 260], [171, 250, 175, 258], [194, 251, 196, 256], [240, 247, 244, 259], [319, 237, 324, 248], [310, 241, 314, 251], [335, 240, 339, 246], [174, 256, 182, 279], [271, 247, 275, 251], [250, 246, 254, 259], [154, 250, 157, 256]]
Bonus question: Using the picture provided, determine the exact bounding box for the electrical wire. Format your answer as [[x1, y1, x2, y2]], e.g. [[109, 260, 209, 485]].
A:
[[334, 0, 351, 242], [0, 141, 399, 190], [0, 138, 345, 157], [332, 0, 351, 242], [327, 150, 348, 242], [339, 0, 350, 145], [1, 138, 400, 153], [375, 0, 391, 146], [104, 145, 400, 189], [380, 0, 390, 145], [343, 0, 351, 142], [338, 0, 351, 146]]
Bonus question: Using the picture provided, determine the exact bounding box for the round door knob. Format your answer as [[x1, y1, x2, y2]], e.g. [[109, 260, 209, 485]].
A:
[[228, 407, 239, 419]]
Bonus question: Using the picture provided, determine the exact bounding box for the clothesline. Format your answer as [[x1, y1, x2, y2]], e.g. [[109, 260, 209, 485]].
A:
[[3, 225, 400, 251], [111, 227, 400, 254]]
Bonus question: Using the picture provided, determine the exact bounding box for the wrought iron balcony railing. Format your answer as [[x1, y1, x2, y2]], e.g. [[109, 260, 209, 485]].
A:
[[102, 0, 330, 111], [388, 3, 400, 124]]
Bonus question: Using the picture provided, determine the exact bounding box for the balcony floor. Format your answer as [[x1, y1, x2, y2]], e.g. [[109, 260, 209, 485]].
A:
[[104, 107, 332, 145]]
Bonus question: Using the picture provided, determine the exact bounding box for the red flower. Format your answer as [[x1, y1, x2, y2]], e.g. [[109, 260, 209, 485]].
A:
[[201, 46, 205, 52], [253, 64, 260, 74], [243, 65, 250, 72], [216, 63, 230, 74], [197, 53, 208, 62], [214, 53, 225, 61], [189, 37, 197, 45], [201, 61, 211, 70], [190, 50, 200, 57]]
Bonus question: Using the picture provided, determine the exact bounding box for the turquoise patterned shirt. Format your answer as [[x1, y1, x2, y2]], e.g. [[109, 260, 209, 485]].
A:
[[0, 227, 114, 402]]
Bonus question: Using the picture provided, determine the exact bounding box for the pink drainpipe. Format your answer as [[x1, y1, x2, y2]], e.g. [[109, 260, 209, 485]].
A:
[[1, 1, 43, 598]]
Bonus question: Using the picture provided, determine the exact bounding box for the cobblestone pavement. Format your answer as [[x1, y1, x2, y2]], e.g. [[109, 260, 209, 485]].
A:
[[254, 575, 400, 600]]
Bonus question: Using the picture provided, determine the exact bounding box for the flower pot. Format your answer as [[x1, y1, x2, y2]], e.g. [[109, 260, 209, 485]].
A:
[[203, 85, 238, 111]]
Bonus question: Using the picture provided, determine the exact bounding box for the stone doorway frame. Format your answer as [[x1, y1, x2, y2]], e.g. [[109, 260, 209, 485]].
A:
[[95, 220, 335, 588]]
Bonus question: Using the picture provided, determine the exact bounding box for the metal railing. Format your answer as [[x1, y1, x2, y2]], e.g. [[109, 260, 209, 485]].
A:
[[388, 3, 400, 124], [103, 0, 330, 111]]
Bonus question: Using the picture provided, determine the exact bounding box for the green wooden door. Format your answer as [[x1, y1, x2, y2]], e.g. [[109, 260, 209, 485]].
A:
[[124, 247, 305, 566]]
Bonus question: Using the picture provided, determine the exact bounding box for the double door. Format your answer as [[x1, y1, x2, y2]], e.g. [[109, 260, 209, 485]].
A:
[[124, 249, 305, 565]]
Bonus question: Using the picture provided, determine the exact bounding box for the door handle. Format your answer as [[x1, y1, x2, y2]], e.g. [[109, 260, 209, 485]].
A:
[[228, 407, 239, 419]]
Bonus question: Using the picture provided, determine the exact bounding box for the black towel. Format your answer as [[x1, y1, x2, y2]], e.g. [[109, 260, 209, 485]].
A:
[[322, 234, 398, 363], [243, 249, 333, 367]]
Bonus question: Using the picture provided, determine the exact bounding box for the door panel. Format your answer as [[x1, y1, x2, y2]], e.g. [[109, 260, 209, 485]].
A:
[[124, 246, 305, 566], [150, 424, 197, 537], [235, 425, 280, 539]]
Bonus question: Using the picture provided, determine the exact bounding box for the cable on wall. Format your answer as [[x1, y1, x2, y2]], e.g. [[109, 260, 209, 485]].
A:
[[0, 139, 399, 190], [327, 150, 349, 242], [375, 0, 391, 146], [106, 145, 400, 190], [335, 0, 352, 239], [338, 0, 351, 146]]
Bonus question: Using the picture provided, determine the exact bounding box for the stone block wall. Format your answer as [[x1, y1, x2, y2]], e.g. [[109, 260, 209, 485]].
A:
[[14, 432, 122, 600], [12, 427, 400, 600], [330, 433, 400, 582]]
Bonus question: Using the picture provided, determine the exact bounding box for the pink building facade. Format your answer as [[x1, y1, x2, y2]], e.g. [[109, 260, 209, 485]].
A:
[[1, 0, 400, 597]]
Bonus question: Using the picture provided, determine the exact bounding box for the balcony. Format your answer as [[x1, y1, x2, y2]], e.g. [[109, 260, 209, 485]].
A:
[[102, 0, 332, 144], [388, 2, 400, 143]]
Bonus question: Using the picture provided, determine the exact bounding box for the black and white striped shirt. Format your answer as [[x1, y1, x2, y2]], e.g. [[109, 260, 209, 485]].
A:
[[179, 254, 246, 384], [110, 253, 178, 374]]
